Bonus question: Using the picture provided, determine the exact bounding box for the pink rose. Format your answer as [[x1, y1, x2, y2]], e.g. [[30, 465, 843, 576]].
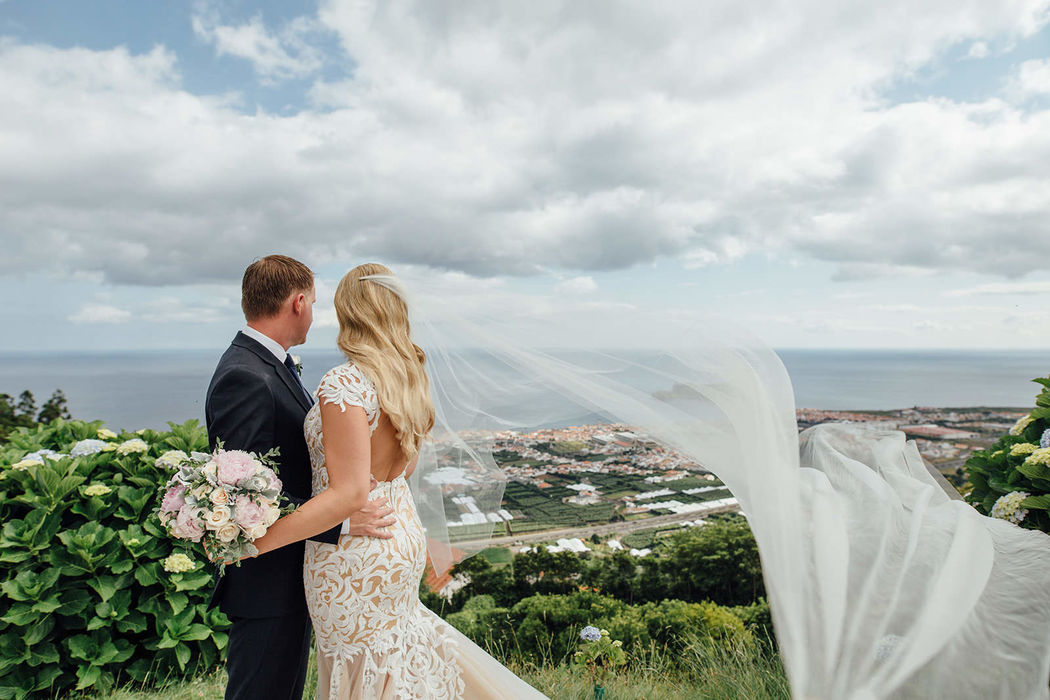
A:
[[233, 494, 267, 530], [214, 450, 259, 485], [160, 485, 186, 514], [172, 504, 205, 542]]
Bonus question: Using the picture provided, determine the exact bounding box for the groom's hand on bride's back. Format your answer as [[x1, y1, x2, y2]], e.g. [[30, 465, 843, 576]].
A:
[[346, 497, 396, 539]]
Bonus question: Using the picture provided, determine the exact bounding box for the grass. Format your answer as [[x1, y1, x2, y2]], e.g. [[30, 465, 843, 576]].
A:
[[88, 636, 788, 700]]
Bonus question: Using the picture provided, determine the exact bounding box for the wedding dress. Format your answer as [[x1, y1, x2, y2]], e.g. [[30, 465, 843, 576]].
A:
[[302, 362, 548, 700]]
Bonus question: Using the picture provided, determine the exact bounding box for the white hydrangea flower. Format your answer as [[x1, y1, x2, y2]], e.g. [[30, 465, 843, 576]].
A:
[[97, 428, 119, 440], [155, 450, 190, 469], [1010, 415, 1035, 436], [116, 438, 149, 455], [162, 553, 197, 573], [83, 484, 112, 497], [1024, 448, 1050, 469], [580, 625, 601, 641], [1010, 443, 1038, 457], [991, 491, 1030, 525], [71, 439, 109, 457], [11, 458, 43, 471]]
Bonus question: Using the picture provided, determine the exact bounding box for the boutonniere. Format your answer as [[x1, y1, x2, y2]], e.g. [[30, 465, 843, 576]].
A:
[[290, 354, 303, 376]]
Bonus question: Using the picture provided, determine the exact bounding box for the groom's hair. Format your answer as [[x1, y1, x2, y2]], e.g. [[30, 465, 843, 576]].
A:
[[241, 255, 314, 320]]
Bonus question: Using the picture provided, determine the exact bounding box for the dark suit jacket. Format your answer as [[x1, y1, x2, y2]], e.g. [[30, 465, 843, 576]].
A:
[[205, 331, 341, 619]]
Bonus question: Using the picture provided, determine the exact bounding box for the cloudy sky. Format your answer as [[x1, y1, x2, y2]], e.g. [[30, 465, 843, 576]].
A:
[[3, 0, 1050, 351]]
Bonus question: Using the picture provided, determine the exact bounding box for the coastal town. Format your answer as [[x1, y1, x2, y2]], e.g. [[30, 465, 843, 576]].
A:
[[432, 406, 1025, 555]]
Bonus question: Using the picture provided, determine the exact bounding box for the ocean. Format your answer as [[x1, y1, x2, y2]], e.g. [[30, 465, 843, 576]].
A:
[[0, 348, 1047, 431]]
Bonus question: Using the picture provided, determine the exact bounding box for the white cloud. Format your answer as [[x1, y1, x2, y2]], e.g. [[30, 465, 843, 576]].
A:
[[1007, 58, 1050, 98], [69, 304, 132, 324], [555, 276, 598, 294], [192, 13, 324, 83], [944, 281, 1050, 296], [2, 0, 1050, 290], [967, 41, 990, 58]]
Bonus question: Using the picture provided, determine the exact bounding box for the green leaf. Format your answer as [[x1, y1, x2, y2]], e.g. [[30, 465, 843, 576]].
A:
[[134, 563, 158, 587], [0, 603, 39, 627], [115, 611, 148, 635], [174, 642, 191, 670], [85, 616, 109, 631], [1018, 461, 1050, 483], [1022, 494, 1050, 510], [125, 658, 152, 682], [66, 634, 98, 661], [156, 633, 179, 650], [172, 569, 213, 592], [109, 558, 135, 574], [57, 588, 92, 616], [23, 616, 54, 646], [32, 664, 63, 692], [74, 663, 101, 691], [87, 575, 117, 602], [179, 623, 213, 642], [30, 596, 62, 614], [168, 591, 189, 615]]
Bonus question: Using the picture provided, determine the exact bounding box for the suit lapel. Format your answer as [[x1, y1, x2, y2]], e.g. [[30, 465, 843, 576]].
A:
[[232, 332, 313, 412]]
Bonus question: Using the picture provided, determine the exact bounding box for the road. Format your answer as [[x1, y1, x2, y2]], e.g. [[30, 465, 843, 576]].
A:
[[451, 502, 741, 550]]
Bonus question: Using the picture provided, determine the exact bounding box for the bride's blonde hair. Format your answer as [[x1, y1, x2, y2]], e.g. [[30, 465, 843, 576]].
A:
[[334, 263, 434, 460]]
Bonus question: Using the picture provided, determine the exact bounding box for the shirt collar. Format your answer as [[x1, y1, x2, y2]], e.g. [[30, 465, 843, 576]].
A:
[[241, 325, 288, 363]]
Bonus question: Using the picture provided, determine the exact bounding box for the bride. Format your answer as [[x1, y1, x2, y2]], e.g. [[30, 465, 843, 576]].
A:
[[251, 263, 546, 699]]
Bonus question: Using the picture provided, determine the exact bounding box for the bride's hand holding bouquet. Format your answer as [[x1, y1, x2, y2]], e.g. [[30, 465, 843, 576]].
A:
[[155, 446, 290, 572]]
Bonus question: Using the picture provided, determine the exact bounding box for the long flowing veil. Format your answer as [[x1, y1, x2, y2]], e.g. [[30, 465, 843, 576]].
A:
[[387, 272, 1050, 699]]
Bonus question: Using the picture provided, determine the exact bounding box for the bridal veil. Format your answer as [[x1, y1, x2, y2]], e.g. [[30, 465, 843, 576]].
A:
[[382, 273, 1050, 699]]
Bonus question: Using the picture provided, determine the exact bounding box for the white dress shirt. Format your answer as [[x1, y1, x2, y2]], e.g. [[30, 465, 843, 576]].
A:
[[242, 325, 351, 536]]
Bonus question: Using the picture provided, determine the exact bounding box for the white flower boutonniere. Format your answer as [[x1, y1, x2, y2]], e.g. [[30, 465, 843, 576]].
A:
[[290, 354, 303, 376]]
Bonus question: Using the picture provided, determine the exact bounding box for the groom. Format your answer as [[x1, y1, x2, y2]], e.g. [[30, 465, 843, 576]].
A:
[[206, 254, 394, 700]]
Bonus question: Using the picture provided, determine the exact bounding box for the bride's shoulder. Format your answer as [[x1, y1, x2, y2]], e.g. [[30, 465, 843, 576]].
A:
[[319, 361, 372, 386], [316, 362, 378, 410]]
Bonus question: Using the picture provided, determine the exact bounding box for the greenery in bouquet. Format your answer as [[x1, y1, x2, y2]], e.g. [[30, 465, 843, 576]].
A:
[[571, 625, 627, 696], [964, 376, 1050, 532], [0, 418, 230, 699], [157, 446, 291, 573]]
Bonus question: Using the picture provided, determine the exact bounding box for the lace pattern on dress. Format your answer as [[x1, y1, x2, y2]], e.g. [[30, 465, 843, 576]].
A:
[[315, 362, 381, 434], [303, 364, 464, 699]]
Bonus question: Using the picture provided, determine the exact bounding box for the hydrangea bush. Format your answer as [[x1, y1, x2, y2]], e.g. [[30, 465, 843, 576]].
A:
[[0, 419, 230, 699], [965, 376, 1050, 532]]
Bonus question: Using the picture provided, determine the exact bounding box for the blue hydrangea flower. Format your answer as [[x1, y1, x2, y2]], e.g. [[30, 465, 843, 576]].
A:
[[580, 625, 601, 642], [71, 439, 108, 457], [1041, 429, 1050, 449], [23, 449, 66, 462]]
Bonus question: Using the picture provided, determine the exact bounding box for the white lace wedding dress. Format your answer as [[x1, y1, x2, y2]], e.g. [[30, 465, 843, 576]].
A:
[[303, 362, 548, 700]]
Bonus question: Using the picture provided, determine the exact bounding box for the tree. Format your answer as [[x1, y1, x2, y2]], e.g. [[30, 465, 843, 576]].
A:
[[15, 390, 36, 418], [585, 551, 639, 602], [657, 520, 765, 606], [37, 389, 72, 424]]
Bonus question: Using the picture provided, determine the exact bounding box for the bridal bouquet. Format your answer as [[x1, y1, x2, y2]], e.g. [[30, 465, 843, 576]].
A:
[[156, 446, 289, 571]]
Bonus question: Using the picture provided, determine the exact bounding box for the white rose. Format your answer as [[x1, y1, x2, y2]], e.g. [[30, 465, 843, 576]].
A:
[[191, 484, 210, 500], [204, 505, 233, 530], [264, 505, 280, 527], [202, 461, 218, 481], [249, 524, 268, 540], [210, 488, 229, 505], [215, 523, 240, 543]]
